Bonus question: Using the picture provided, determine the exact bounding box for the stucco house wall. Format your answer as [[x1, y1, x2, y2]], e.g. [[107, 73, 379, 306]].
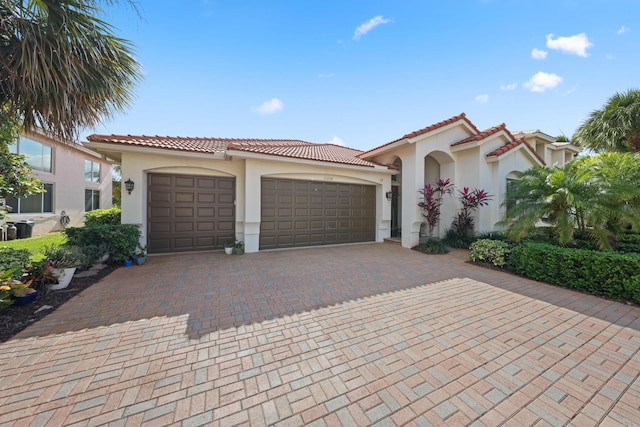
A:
[[6, 131, 112, 237]]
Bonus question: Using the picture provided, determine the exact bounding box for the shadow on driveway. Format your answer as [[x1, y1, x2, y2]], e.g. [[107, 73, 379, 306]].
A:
[[12, 243, 640, 342]]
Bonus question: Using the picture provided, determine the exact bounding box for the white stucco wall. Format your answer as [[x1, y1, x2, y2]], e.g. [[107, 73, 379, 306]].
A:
[[366, 124, 543, 249], [120, 150, 391, 253]]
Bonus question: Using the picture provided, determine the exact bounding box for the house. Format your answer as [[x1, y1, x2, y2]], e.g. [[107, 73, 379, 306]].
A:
[[5, 130, 112, 237], [84, 113, 579, 254]]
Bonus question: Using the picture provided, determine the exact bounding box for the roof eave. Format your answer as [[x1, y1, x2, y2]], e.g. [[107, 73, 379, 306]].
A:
[[486, 145, 545, 167], [83, 141, 228, 162], [229, 149, 392, 172]]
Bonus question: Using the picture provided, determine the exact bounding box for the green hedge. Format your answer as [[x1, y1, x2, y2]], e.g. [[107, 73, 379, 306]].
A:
[[84, 207, 122, 226], [63, 224, 140, 263], [508, 242, 640, 304]]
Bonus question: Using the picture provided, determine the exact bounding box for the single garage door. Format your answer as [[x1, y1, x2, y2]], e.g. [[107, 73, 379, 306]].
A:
[[147, 173, 235, 253], [260, 178, 376, 249]]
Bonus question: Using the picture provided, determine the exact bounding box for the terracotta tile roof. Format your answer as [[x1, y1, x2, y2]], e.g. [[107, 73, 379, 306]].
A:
[[86, 134, 389, 169], [86, 134, 312, 154], [486, 137, 545, 164], [451, 123, 510, 146], [359, 113, 480, 158], [228, 142, 388, 168]]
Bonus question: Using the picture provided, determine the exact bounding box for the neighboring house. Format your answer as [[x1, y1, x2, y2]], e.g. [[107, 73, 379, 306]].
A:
[[5, 130, 112, 237], [85, 113, 579, 254]]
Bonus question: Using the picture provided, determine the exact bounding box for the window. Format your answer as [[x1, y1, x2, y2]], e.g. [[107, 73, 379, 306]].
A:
[[85, 189, 100, 211], [85, 160, 101, 182], [6, 184, 54, 214], [10, 137, 53, 172]]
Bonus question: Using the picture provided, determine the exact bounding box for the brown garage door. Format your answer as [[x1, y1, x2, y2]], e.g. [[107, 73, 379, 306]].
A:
[[147, 173, 235, 254], [260, 178, 376, 249]]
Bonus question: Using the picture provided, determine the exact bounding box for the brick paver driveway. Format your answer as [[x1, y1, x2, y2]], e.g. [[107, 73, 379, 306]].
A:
[[1, 243, 639, 426]]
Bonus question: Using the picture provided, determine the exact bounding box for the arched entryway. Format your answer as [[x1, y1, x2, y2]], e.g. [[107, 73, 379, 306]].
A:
[[391, 157, 402, 238], [421, 151, 455, 238]]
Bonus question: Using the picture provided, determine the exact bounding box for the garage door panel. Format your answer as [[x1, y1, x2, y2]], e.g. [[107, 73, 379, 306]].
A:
[[148, 173, 235, 254], [260, 178, 375, 250], [175, 192, 195, 203], [219, 194, 235, 204], [218, 207, 235, 217], [149, 206, 171, 217], [197, 207, 214, 217], [217, 221, 234, 232], [175, 222, 194, 232], [278, 221, 293, 230], [149, 222, 171, 233], [175, 176, 195, 187], [175, 207, 194, 217], [198, 193, 215, 203], [197, 222, 214, 232], [150, 175, 172, 186], [310, 220, 323, 229], [278, 195, 293, 204]]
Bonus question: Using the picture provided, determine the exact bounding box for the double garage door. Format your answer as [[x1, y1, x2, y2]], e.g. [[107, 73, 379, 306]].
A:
[[260, 178, 376, 250], [147, 174, 376, 253]]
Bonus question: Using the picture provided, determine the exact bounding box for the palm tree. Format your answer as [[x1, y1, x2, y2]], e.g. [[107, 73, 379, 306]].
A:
[[501, 153, 640, 249], [501, 161, 593, 245], [0, 0, 142, 142], [573, 89, 640, 153]]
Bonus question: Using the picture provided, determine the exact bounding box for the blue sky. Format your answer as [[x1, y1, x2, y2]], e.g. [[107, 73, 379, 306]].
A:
[[91, 0, 640, 151]]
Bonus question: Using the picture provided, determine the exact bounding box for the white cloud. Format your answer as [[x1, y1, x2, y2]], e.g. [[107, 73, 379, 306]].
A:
[[524, 71, 563, 93], [500, 82, 518, 91], [617, 25, 630, 35], [531, 48, 548, 60], [545, 33, 593, 57], [326, 136, 344, 146], [475, 94, 489, 104], [353, 15, 391, 40], [255, 98, 283, 115]]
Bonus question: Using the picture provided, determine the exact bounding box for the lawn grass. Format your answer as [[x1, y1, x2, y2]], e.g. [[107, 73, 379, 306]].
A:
[[1, 233, 66, 261]]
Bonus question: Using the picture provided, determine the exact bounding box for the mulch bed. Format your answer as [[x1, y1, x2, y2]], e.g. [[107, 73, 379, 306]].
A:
[[0, 264, 119, 343]]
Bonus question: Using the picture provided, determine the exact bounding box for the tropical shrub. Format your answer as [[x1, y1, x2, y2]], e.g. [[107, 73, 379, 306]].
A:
[[508, 242, 640, 303], [469, 239, 511, 268], [442, 228, 478, 249], [0, 247, 30, 271], [63, 224, 140, 263], [84, 207, 122, 226], [418, 178, 454, 238], [451, 187, 492, 239], [417, 238, 449, 254]]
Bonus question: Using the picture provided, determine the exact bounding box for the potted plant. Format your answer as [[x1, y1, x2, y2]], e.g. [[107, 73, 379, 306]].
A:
[[131, 244, 147, 265], [234, 239, 245, 255], [224, 240, 234, 255], [0, 268, 37, 307], [44, 245, 81, 290]]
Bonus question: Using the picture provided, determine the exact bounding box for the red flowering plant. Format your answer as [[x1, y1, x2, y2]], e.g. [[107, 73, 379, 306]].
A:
[[452, 187, 492, 239], [418, 178, 454, 238]]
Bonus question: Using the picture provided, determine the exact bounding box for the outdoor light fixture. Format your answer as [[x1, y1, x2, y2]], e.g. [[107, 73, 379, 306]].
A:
[[386, 191, 393, 200], [124, 178, 135, 195]]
